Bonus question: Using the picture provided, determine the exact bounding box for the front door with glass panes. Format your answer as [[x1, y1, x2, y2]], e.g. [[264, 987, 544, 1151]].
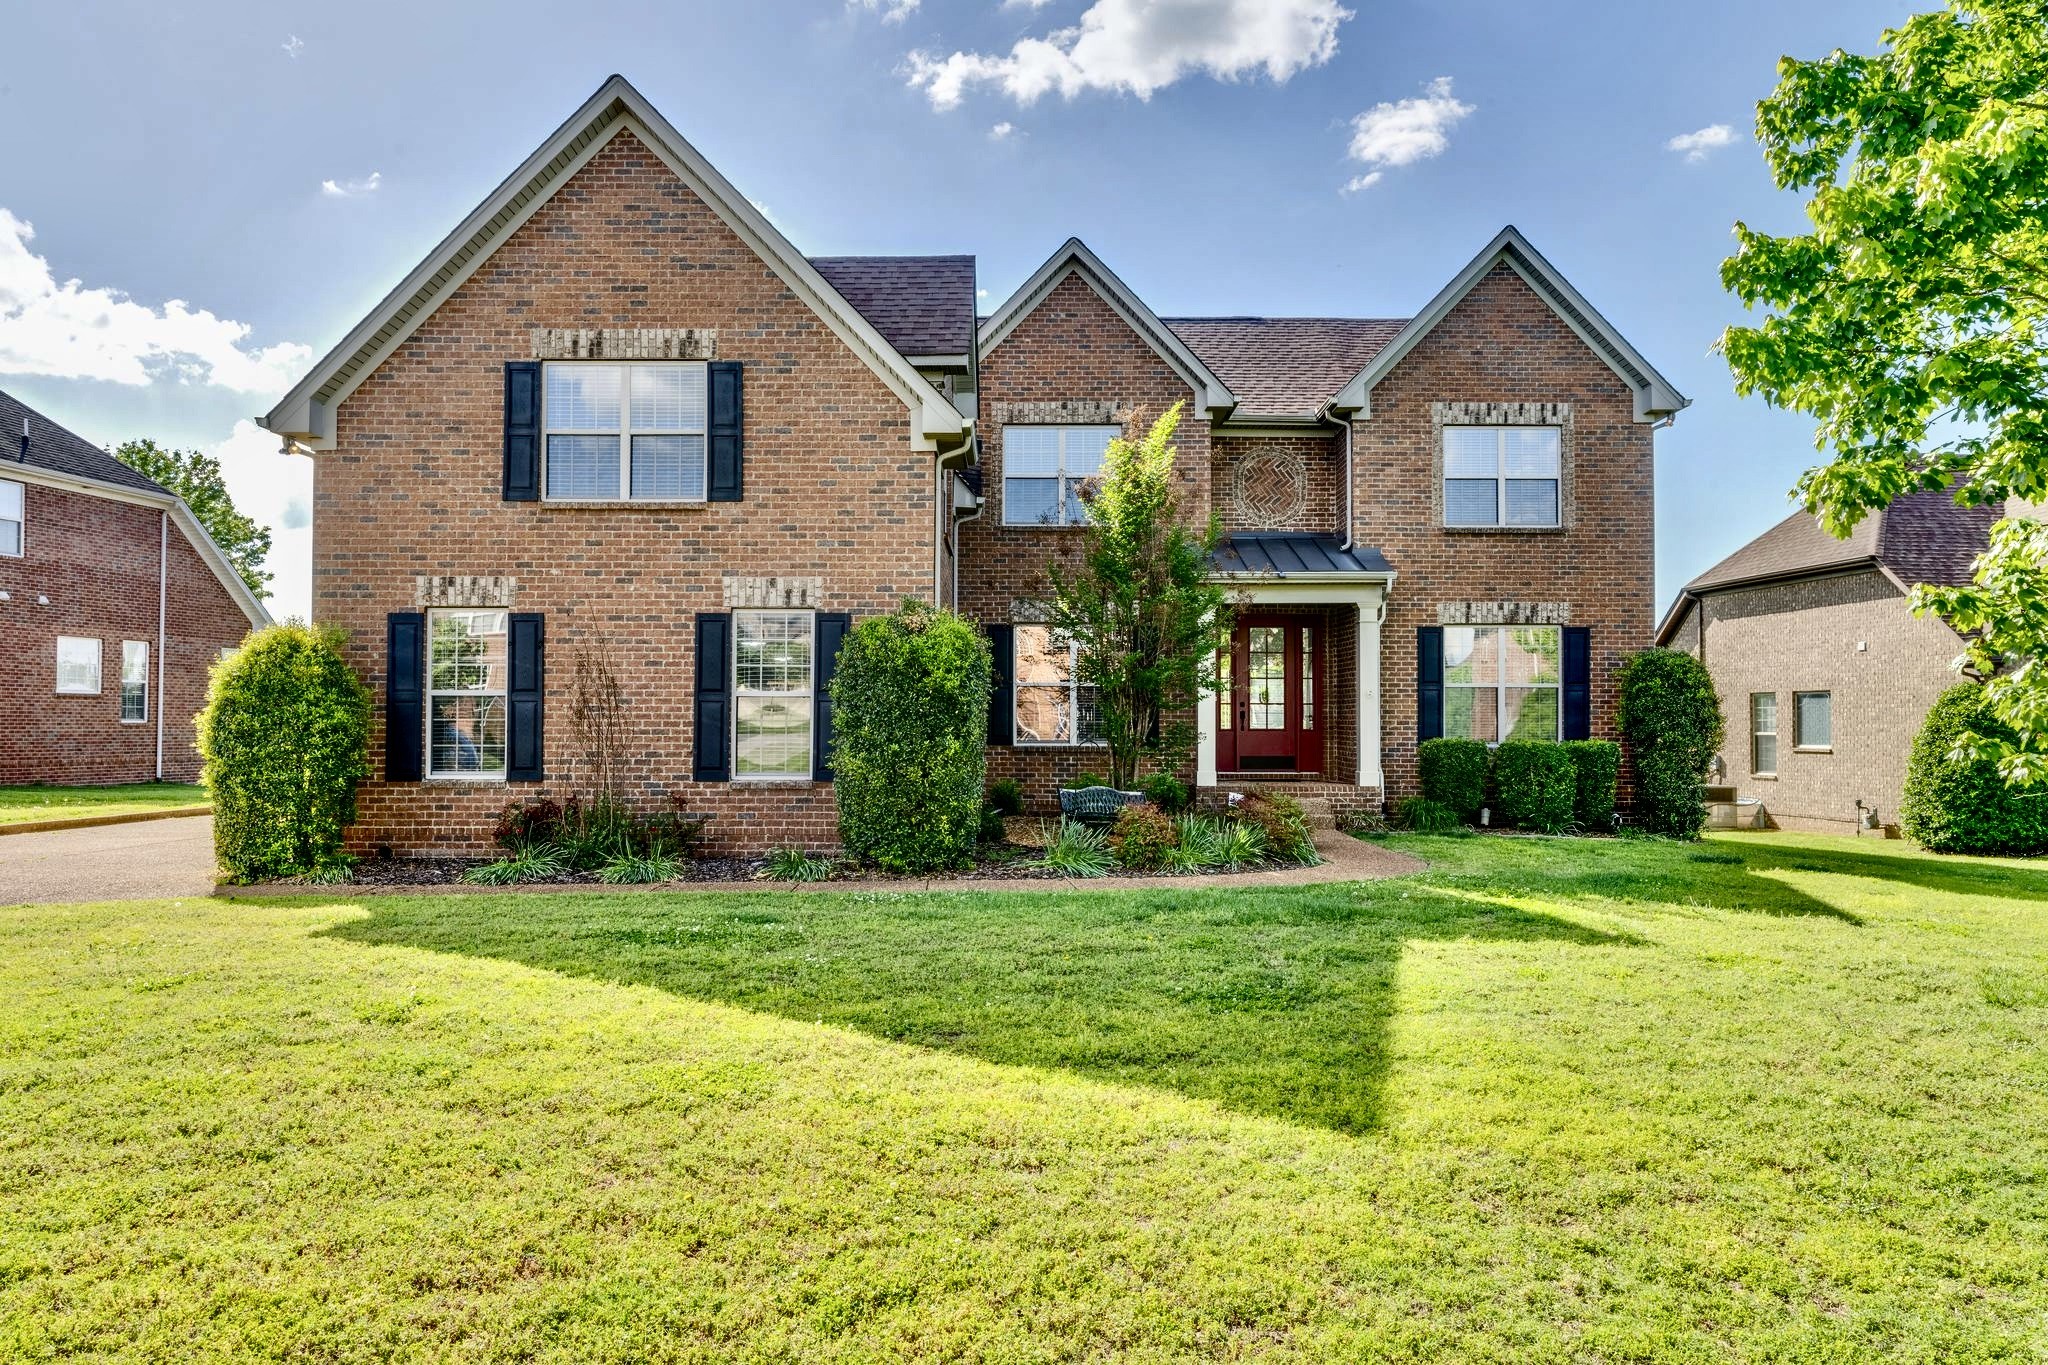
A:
[[1218, 616, 1322, 773]]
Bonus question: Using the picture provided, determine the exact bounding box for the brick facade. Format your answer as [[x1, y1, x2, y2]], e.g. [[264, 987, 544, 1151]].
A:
[[1210, 433, 1342, 534], [0, 478, 253, 785]]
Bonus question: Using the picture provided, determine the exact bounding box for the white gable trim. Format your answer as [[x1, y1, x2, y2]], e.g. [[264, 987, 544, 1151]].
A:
[[978, 239, 1238, 417], [1329, 227, 1689, 423], [261, 76, 968, 453]]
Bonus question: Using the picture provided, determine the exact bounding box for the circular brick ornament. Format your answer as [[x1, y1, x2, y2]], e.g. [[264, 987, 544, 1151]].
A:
[[1231, 449, 1307, 527]]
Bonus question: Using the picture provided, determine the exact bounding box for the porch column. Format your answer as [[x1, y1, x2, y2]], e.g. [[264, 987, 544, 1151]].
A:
[[1197, 682, 1218, 787], [1357, 589, 1384, 789]]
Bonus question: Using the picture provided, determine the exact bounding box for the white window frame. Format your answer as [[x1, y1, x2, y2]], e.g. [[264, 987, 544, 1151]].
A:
[[0, 478, 21, 558], [1441, 625, 1562, 746], [1013, 625, 1105, 747], [55, 636, 101, 695], [1442, 425, 1562, 529], [426, 608, 509, 781], [120, 641, 149, 723], [1794, 690, 1833, 753], [732, 609, 815, 781], [1750, 692, 1777, 776], [542, 360, 709, 504], [1001, 425, 1118, 527]]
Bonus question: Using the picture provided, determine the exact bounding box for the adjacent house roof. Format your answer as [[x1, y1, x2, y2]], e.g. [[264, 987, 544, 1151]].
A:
[[1654, 486, 1999, 644], [1209, 532, 1393, 578], [261, 75, 969, 452], [0, 388, 169, 496], [809, 256, 975, 359], [1166, 318, 1406, 419]]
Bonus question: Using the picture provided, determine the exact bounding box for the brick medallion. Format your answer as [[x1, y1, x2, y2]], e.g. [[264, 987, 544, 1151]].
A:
[[1231, 448, 1308, 528]]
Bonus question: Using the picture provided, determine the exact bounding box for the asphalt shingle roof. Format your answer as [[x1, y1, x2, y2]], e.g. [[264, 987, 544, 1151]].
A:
[[1684, 486, 1999, 594], [1165, 317, 1408, 418], [809, 255, 976, 358], [0, 388, 166, 496]]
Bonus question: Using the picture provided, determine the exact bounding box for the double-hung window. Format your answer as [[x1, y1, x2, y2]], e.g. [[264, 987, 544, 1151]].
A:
[[1795, 690, 1832, 751], [1444, 426, 1561, 527], [734, 611, 814, 779], [1014, 625, 1103, 745], [1750, 693, 1778, 775], [55, 636, 100, 694], [544, 362, 708, 502], [1003, 425, 1116, 526], [1442, 625, 1560, 743], [120, 642, 149, 722], [427, 609, 508, 778], [0, 478, 21, 557]]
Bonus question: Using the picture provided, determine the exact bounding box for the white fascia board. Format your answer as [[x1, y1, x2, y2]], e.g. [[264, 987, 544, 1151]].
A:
[[262, 76, 967, 453], [3, 463, 272, 628], [1211, 574, 1394, 604], [978, 239, 1239, 418], [1330, 226, 1689, 423]]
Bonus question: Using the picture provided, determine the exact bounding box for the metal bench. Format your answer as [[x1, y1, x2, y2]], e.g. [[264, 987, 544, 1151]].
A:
[[1057, 786, 1147, 826]]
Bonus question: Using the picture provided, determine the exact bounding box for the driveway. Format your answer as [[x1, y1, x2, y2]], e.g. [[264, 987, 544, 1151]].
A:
[[0, 815, 217, 905]]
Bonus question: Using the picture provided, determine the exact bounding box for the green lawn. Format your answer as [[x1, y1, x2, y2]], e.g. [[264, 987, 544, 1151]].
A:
[[3, 833, 2045, 1360], [0, 782, 206, 825]]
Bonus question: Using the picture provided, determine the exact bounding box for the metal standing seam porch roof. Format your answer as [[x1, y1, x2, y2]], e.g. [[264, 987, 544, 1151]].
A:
[[1208, 532, 1394, 578]]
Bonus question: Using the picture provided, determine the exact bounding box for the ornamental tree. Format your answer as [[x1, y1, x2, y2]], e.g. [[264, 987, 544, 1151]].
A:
[[1719, 0, 2048, 779], [115, 439, 274, 599]]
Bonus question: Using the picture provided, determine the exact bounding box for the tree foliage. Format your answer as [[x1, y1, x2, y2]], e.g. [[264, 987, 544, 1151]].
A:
[[197, 622, 371, 882], [1045, 403, 1230, 790], [115, 438, 274, 598], [1719, 0, 2048, 778], [1616, 650, 1725, 840], [1901, 681, 2048, 852]]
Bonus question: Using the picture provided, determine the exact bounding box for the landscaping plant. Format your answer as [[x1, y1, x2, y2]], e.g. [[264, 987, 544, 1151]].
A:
[[831, 600, 992, 873], [1036, 818, 1114, 877], [765, 847, 835, 882], [1901, 682, 2048, 855], [1616, 649, 1724, 839], [1167, 812, 1228, 870], [462, 843, 568, 886], [1561, 739, 1621, 831], [1491, 740, 1576, 833], [986, 778, 1025, 816], [1231, 792, 1319, 865], [1396, 796, 1463, 835], [1107, 803, 1179, 871], [1140, 771, 1191, 814], [1418, 737, 1489, 823], [197, 621, 371, 883], [597, 848, 683, 885]]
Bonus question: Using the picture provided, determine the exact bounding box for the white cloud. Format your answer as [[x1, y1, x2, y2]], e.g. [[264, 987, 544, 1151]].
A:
[[0, 209, 310, 394], [905, 0, 1350, 109], [849, 0, 919, 22], [319, 171, 381, 198], [989, 121, 1016, 139], [1340, 76, 1472, 192], [210, 418, 315, 618], [1665, 123, 1735, 163], [282, 34, 303, 59], [1002, 0, 1057, 8]]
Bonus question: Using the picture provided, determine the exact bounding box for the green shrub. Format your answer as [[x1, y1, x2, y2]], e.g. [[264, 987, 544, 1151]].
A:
[[1167, 812, 1227, 870], [463, 844, 567, 885], [1901, 682, 2048, 855], [598, 851, 682, 885], [197, 622, 371, 883], [1616, 649, 1724, 840], [1561, 740, 1621, 830], [1036, 818, 1112, 877], [1211, 820, 1267, 869], [1140, 771, 1190, 813], [764, 846, 834, 882], [1418, 738, 1490, 822], [1491, 741, 1576, 833], [493, 797, 565, 850], [830, 601, 992, 873], [979, 804, 1009, 845], [1232, 792, 1319, 865], [1068, 772, 1110, 789], [1395, 796, 1462, 835], [986, 778, 1025, 816], [1108, 803, 1179, 870]]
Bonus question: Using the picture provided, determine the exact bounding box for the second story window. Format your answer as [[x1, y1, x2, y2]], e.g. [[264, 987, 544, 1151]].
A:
[[1003, 425, 1117, 526], [1444, 426, 1561, 528], [0, 478, 22, 557], [544, 362, 707, 502]]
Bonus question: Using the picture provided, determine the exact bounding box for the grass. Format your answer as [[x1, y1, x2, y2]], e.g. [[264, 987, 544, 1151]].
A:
[[2, 832, 2045, 1359], [0, 781, 206, 826]]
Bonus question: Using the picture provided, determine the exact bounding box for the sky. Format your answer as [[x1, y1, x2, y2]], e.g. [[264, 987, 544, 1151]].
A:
[[1, 0, 1923, 622]]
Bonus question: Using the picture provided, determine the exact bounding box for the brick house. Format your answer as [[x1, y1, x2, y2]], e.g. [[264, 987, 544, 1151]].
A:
[[0, 388, 270, 785], [1656, 490, 1998, 833], [262, 76, 1688, 855]]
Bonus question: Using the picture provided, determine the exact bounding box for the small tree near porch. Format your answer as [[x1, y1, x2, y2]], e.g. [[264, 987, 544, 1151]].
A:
[[1046, 403, 1231, 791]]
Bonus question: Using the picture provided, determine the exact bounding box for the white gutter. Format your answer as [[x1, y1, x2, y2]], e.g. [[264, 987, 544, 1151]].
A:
[[156, 510, 167, 781], [1333, 406, 1354, 551], [950, 471, 986, 614], [932, 437, 974, 603]]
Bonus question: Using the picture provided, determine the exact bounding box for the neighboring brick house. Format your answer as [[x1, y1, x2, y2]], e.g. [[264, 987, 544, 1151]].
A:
[[263, 76, 1688, 855], [0, 388, 270, 785], [1656, 489, 1998, 833]]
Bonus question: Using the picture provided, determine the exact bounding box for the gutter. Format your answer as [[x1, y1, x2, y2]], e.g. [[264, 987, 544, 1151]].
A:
[[932, 435, 975, 604]]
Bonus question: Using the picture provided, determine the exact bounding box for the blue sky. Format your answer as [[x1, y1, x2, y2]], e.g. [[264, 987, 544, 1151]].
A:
[[2, 0, 1919, 620]]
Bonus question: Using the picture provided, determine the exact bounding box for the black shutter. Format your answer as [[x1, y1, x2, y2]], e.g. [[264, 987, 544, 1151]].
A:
[[708, 361, 743, 502], [1417, 626, 1444, 742], [503, 361, 541, 501], [986, 623, 1014, 747], [507, 613, 545, 781], [1562, 626, 1591, 741], [813, 612, 851, 782], [693, 612, 732, 781], [386, 612, 425, 781]]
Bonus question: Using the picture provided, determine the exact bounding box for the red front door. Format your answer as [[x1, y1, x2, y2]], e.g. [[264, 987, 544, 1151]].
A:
[[1218, 616, 1322, 774]]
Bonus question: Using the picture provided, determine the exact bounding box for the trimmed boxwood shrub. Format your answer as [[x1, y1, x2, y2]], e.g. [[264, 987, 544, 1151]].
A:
[[1418, 737, 1490, 823], [1492, 740, 1576, 833], [1901, 682, 2048, 855], [197, 622, 371, 883], [1561, 739, 1621, 830], [830, 600, 992, 873], [1616, 649, 1724, 839]]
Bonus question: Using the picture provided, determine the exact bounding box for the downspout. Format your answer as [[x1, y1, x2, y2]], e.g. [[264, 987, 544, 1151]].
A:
[[1324, 403, 1354, 551], [156, 510, 167, 781], [951, 462, 985, 615], [932, 436, 973, 605]]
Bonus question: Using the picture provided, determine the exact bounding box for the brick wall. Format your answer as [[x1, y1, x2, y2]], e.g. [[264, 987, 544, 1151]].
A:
[[1671, 571, 1960, 831], [1210, 432, 1342, 534], [0, 479, 252, 785], [318, 129, 934, 856]]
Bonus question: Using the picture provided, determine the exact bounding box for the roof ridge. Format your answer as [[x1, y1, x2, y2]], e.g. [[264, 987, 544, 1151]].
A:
[[0, 387, 170, 497]]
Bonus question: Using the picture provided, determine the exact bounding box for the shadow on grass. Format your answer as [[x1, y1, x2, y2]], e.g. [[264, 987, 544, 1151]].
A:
[[1726, 837, 2048, 906], [320, 882, 1636, 1136]]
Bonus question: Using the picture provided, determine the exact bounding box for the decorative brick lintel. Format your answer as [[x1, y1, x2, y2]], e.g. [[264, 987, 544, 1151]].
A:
[[991, 400, 1131, 426], [1433, 400, 1571, 426], [1437, 600, 1573, 625], [417, 574, 517, 608], [531, 327, 717, 361], [724, 575, 821, 609]]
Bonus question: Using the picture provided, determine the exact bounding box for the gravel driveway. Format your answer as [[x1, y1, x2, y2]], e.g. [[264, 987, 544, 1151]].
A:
[[0, 815, 217, 905]]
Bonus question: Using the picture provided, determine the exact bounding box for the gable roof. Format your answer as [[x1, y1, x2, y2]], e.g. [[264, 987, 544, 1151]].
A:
[[1166, 317, 1407, 419], [261, 75, 970, 452], [978, 239, 1238, 416], [1330, 226, 1688, 423], [0, 387, 271, 628], [809, 256, 975, 359]]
